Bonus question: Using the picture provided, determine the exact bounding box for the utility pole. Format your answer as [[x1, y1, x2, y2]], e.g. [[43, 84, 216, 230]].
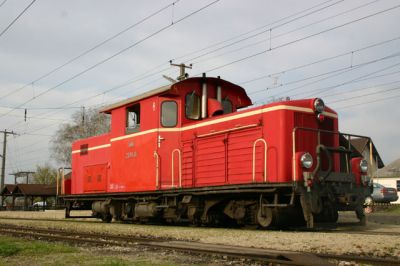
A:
[[170, 61, 192, 81], [0, 130, 17, 206]]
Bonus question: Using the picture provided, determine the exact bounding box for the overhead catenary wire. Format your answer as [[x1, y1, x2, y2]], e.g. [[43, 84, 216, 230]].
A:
[[0, 0, 340, 107], [31, 56, 400, 139], [249, 64, 365, 96], [190, 0, 382, 67], [0, 0, 358, 128], [0, 105, 81, 111], [0, 0, 7, 8], [0, 0, 221, 120], [0, 0, 346, 116], [197, 3, 400, 76], [353, 69, 400, 83], [0, 0, 36, 38], [18, 86, 400, 171], [296, 58, 400, 99], [27, 0, 400, 124], [5, 113, 67, 122], [16, 88, 400, 171], [0, 0, 181, 101], [264, 52, 400, 99], [3, 1, 400, 169], [335, 91, 400, 109], [329, 85, 400, 104], [185, 0, 347, 64], [172, 0, 340, 62], [323, 79, 400, 99], [5, 70, 168, 131], [8, 43, 399, 136], [241, 36, 400, 86], [4, 65, 172, 131], [251, 71, 400, 105], [191, 0, 381, 67]]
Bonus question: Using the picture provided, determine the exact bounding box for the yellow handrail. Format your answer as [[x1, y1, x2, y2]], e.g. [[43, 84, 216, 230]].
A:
[[171, 149, 182, 188], [252, 138, 268, 182], [154, 151, 160, 189]]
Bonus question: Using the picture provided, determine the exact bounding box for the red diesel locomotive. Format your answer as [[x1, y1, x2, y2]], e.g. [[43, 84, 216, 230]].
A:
[[62, 74, 372, 228]]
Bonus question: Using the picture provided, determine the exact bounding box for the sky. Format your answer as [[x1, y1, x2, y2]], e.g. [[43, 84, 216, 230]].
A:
[[0, 0, 399, 184]]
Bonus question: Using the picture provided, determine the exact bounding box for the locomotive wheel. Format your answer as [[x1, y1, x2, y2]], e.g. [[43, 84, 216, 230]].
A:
[[101, 214, 112, 223], [310, 195, 322, 214], [325, 207, 338, 223], [315, 201, 338, 223], [256, 206, 273, 228], [355, 206, 366, 226]]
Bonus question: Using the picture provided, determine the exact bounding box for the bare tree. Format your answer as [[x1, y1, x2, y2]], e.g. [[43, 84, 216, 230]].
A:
[[50, 108, 110, 166], [33, 164, 57, 185]]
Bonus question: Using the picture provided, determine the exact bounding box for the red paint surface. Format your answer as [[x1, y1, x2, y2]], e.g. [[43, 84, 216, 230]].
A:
[[70, 77, 339, 195], [351, 157, 362, 186]]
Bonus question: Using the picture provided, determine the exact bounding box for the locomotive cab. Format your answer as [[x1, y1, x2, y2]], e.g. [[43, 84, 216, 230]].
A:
[[65, 75, 372, 228]]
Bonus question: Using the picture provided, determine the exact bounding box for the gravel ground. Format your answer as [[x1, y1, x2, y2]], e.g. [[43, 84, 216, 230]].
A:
[[0, 210, 399, 259], [0, 210, 93, 220]]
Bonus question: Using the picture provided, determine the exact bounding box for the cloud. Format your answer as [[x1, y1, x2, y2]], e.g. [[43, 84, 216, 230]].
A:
[[1, 0, 399, 183]]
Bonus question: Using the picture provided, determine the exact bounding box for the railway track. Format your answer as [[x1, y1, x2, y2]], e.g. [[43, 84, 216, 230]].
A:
[[0, 223, 399, 266], [1, 216, 399, 238], [295, 223, 400, 237]]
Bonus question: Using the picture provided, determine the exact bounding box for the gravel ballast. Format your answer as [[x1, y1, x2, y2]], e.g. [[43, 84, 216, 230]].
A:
[[0, 210, 399, 259]]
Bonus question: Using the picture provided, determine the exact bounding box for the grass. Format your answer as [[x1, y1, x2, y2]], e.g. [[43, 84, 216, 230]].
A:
[[373, 204, 400, 215], [0, 241, 21, 257], [381, 205, 400, 215], [0, 236, 194, 266], [0, 236, 75, 257]]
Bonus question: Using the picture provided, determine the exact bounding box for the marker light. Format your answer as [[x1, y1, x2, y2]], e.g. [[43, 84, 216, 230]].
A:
[[301, 153, 313, 169], [360, 159, 368, 173], [314, 98, 325, 113], [317, 113, 325, 122]]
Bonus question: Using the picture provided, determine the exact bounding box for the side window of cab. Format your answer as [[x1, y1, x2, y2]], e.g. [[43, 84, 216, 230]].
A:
[[126, 104, 140, 133], [161, 101, 177, 127], [185, 92, 200, 120], [222, 98, 233, 114]]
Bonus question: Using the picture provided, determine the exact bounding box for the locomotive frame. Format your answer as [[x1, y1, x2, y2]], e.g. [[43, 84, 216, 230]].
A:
[[61, 74, 372, 228]]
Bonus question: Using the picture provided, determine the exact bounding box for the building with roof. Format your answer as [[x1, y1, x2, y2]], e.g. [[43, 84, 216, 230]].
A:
[[348, 137, 385, 178], [374, 158, 400, 203], [0, 184, 57, 210]]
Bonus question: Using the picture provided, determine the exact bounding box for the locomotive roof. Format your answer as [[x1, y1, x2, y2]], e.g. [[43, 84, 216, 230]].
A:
[[100, 84, 172, 113], [100, 77, 251, 113]]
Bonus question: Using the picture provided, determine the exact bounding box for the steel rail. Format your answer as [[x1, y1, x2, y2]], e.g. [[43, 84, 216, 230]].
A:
[[0, 223, 328, 266], [1, 216, 400, 237], [3, 219, 400, 238], [1, 223, 399, 266]]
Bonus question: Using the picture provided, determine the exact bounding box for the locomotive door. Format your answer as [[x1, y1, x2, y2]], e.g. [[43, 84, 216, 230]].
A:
[[156, 97, 181, 190]]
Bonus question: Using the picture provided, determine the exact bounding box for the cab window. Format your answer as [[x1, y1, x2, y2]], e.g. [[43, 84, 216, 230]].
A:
[[161, 101, 177, 127], [126, 104, 140, 133], [222, 98, 233, 114], [185, 92, 200, 120]]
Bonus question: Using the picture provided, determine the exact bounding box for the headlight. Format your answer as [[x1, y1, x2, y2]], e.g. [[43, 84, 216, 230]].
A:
[[360, 159, 368, 173], [313, 98, 325, 113], [301, 153, 313, 169]]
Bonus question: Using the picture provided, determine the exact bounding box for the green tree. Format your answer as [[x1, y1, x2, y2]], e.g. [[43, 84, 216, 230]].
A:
[[33, 164, 57, 185], [50, 108, 110, 166]]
